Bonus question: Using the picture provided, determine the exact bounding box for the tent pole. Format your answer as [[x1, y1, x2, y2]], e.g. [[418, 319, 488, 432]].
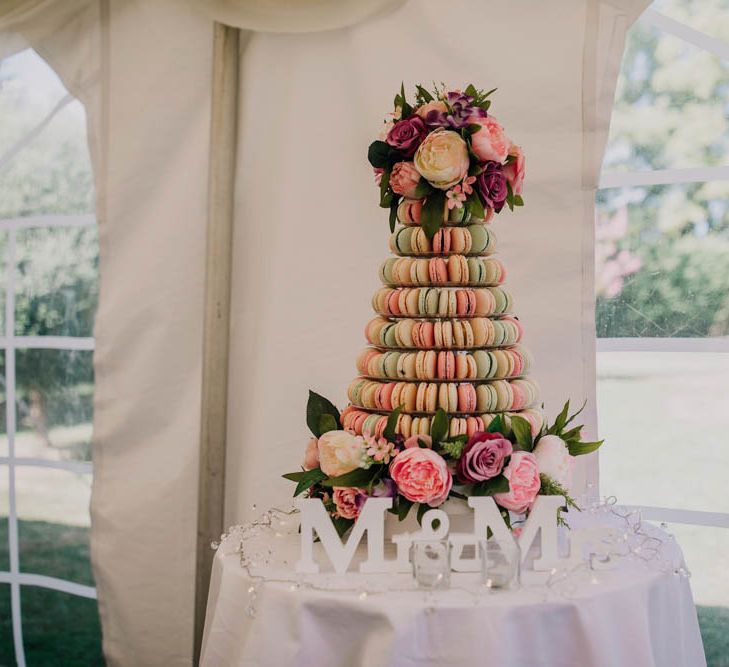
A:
[[194, 22, 240, 663]]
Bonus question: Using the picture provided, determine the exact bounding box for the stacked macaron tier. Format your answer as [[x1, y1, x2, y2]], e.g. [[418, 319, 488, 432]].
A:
[[364, 315, 523, 350], [348, 377, 539, 414], [347, 215, 540, 439], [341, 405, 544, 440]]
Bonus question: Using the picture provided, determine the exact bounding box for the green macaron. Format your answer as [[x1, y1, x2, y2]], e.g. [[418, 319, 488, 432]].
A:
[[468, 257, 484, 284], [473, 350, 494, 379]]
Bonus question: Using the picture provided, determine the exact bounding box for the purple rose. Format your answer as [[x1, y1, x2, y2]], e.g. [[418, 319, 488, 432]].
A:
[[424, 92, 487, 130], [456, 432, 513, 484], [371, 478, 397, 498], [386, 116, 427, 158], [476, 161, 508, 212]]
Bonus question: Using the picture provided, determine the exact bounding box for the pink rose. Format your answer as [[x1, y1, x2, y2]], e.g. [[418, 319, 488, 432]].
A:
[[386, 116, 427, 158], [456, 432, 513, 483], [389, 448, 452, 507], [404, 434, 432, 449], [493, 451, 541, 514], [503, 143, 525, 195], [333, 487, 366, 520], [390, 161, 422, 198], [303, 437, 320, 470], [469, 116, 509, 164]]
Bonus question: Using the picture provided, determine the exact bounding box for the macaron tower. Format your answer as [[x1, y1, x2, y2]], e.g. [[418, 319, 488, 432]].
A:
[[341, 204, 543, 439]]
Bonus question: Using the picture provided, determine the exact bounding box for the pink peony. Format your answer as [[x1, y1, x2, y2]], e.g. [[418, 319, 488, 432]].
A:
[[493, 451, 541, 514], [404, 434, 432, 449], [390, 161, 422, 198], [533, 435, 571, 488], [456, 432, 513, 484], [469, 116, 509, 164], [389, 447, 452, 507], [386, 116, 427, 158], [503, 143, 525, 195], [333, 487, 367, 520], [303, 437, 320, 470]]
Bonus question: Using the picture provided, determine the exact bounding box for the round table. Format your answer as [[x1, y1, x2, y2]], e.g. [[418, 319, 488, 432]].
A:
[[200, 516, 706, 667]]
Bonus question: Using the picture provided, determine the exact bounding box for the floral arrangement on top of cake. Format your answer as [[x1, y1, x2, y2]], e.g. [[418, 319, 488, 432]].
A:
[[283, 83, 603, 538], [368, 83, 524, 237]]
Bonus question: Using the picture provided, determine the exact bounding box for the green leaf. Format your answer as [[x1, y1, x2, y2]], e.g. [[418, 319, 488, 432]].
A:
[[465, 123, 482, 135], [430, 408, 449, 445], [415, 84, 434, 103], [448, 489, 467, 500], [400, 82, 413, 118], [466, 193, 485, 220], [413, 179, 435, 198], [482, 87, 497, 99], [416, 503, 429, 525], [397, 496, 414, 521], [510, 415, 534, 451], [440, 435, 468, 459], [464, 83, 478, 98], [513, 194, 524, 206], [306, 390, 341, 437], [567, 440, 604, 456], [486, 414, 505, 434], [320, 465, 381, 488], [549, 400, 570, 435], [389, 197, 400, 233], [472, 474, 509, 496], [505, 180, 515, 212], [563, 400, 587, 429], [421, 190, 446, 239], [282, 468, 327, 496], [379, 165, 393, 207], [383, 405, 403, 441], [332, 516, 355, 538], [319, 413, 337, 435], [368, 140, 393, 168]]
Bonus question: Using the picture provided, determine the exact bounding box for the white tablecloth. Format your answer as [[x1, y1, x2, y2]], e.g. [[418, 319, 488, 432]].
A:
[[200, 522, 706, 667]]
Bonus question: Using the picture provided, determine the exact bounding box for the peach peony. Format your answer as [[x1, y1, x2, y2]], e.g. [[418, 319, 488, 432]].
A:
[[469, 116, 509, 164], [415, 100, 447, 120], [389, 447, 452, 506], [413, 129, 470, 190], [318, 430, 366, 477], [503, 143, 525, 195], [493, 451, 541, 514], [390, 161, 422, 198], [303, 437, 319, 470]]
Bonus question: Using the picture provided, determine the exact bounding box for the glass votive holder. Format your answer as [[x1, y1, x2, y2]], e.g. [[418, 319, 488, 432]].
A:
[[479, 538, 521, 590], [410, 540, 452, 590]]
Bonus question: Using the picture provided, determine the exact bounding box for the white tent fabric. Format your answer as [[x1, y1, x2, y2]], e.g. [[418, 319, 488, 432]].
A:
[[1, 0, 649, 664]]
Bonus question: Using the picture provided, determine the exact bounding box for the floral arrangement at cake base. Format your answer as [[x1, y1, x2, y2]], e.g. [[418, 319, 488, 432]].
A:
[[283, 392, 602, 538]]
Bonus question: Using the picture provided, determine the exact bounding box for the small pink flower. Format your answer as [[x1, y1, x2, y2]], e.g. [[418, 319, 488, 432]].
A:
[[333, 487, 367, 520], [389, 448, 452, 507], [461, 176, 476, 196], [446, 185, 466, 210], [363, 431, 397, 464], [493, 451, 541, 514], [373, 167, 384, 186]]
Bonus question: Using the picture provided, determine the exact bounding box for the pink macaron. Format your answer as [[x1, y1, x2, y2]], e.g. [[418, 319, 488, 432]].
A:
[[419, 320, 435, 348], [386, 289, 401, 316], [437, 351, 455, 379], [433, 228, 451, 254], [457, 383, 477, 412], [429, 258, 448, 284]]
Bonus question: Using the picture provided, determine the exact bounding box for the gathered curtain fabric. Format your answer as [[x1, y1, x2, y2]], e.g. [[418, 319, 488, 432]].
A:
[[1, 0, 649, 664]]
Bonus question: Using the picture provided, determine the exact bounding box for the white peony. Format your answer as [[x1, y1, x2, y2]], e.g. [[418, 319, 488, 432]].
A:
[[533, 435, 572, 488], [317, 430, 366, 477]]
